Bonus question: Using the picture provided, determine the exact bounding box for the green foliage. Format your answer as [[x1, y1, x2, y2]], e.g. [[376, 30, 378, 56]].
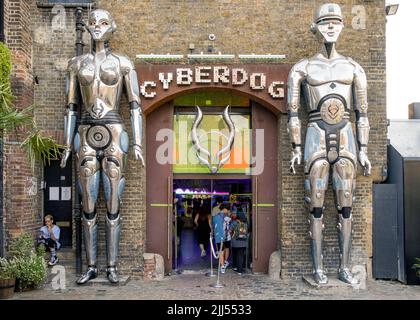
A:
[[0, 42, 12, 88], [14, 254, 47, 291], [0, 43, 63, 172], [8, 233, 47, 290], [21, 130, 63, 172], [412, 258, 420, 277], [0, 257, 19, 280], [9, 233, 35, 259]]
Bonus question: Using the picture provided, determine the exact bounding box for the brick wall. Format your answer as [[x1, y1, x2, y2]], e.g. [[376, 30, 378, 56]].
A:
[[26, 0, 386, 278], [3, 0, 42, 250]]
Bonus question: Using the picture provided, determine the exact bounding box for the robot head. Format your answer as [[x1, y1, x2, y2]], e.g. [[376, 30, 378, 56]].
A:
[[310, 3, 343, 44], [87, 9, 117, 42]]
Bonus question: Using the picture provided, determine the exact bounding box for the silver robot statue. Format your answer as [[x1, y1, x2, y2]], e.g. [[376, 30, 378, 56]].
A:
[[60, 9, 145, 284], [287, 3, 371, 285]]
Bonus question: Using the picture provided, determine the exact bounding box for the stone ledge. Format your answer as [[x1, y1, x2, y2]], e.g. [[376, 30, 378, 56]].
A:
[[74, 276, 130, 286], [302, 275, 365, 290]]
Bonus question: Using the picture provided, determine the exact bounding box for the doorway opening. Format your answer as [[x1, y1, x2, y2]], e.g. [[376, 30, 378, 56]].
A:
[[172, 178, 252, 272]]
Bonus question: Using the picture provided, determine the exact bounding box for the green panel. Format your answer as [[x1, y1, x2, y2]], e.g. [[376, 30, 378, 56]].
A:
[[173, 91, 249, 107], [173, 112, 251, 174]]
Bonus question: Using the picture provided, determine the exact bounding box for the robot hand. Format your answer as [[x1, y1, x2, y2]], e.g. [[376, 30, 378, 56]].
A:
[[60, 147, 71, 168], [134, 144, 145, 167], [289, 147, 302, 175], [358, 150, 371, 176]]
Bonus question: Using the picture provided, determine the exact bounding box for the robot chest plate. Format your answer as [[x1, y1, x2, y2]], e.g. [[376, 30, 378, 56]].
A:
[[306, 60, 354, 86], [78, 57, 122, 88]]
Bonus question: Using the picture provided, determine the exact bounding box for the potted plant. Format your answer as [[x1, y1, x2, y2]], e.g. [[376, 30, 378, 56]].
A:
[[0, 257, 18, 299], [412, 258, 420, 278], [9, 233, 47, 292]]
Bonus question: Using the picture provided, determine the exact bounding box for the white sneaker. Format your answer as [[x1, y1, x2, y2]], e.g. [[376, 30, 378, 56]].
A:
[[220, 266, 226, 274], [48, 256, 59, 266], [224, 261, 229, 268], [201, 250, 206, 257]]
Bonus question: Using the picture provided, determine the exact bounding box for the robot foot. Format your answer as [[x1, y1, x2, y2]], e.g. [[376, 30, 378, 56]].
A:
[[106, 266, 119, 284], [338, 269, 359, 285], [76, 266, 98, 285], [313, 270, 328, 284]]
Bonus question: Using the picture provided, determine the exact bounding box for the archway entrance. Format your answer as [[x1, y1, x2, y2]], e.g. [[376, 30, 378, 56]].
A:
[[145, 89, 279, 274]]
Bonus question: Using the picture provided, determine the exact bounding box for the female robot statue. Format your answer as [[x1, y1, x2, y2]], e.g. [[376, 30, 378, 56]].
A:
[[60, 9, 145, 284], [287, 3, 371, 285]]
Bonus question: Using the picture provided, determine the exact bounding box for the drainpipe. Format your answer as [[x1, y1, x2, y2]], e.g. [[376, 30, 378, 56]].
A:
[[74, 7, 84, 274]]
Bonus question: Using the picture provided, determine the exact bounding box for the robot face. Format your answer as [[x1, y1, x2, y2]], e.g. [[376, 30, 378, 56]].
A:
[[87, 9, 116, 42], [315, 18, 343, 44]]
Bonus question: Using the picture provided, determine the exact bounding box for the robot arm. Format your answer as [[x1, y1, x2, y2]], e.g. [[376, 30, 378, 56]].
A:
[[121, 57, 145, 166], [351, 60, 371, 176], [287, 60, 307, 174], [61, 57, 79, 168]]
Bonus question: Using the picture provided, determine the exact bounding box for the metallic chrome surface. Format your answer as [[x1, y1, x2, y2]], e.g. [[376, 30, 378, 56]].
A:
[[337, 214, 358, 284], [338, 122, 357, 166], [319, 97, 345, 124], [309, 214, 328, 284], [61, 9, 145, 283], [332, 158, 356, 209], [106, 266, 119, 284], [76, 266, 98, 285], [357, 116, 370, 147], [82, 215, 98, 267], [105, 214, 121, 268], [64, 110, 77, 148], [191, 105, 235, 174], [86, 125, 111, 149], [306, 159, 329, 211], [304, 123, 327, 174], [288, 3, 371, 283], [130, 106, 143, 148]]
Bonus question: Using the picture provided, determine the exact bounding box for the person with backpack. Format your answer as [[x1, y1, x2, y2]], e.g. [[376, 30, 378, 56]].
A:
[[230, 207, 248, 275]]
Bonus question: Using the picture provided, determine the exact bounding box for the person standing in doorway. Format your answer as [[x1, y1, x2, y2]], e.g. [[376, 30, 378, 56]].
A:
[[194, 205, 212, 257], [230, 207, 248, 275], [212, 204, 231, 273]]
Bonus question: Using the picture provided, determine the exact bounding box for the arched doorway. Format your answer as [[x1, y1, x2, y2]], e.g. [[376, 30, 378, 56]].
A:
[[145, 89, 279, 274]]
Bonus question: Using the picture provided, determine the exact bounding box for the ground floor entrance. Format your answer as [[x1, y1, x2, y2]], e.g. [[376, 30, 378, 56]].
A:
[[172, 178, 252, 272], [146, 91, 279, 275]]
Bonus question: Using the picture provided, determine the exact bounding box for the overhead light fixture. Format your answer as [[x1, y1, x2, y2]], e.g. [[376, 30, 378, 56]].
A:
[[238, 53, 287, 60], [136, 53, 184, 60], [385, 4, 399, 16], [187, 52, 235, 59]]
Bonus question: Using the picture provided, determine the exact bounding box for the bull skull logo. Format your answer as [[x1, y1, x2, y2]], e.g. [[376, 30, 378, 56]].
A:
[[191, 106, 235, 174]]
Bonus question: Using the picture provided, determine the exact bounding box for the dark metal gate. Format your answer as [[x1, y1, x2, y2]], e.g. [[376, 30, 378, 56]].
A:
[[372, 184, 398, 279]]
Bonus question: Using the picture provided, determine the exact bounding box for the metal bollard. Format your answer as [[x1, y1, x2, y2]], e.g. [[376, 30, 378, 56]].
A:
[[206, 233, 216, 277], [210, 242, 225, 288]]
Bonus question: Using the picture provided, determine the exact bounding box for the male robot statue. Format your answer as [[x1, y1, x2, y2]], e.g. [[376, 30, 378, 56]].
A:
[[60, 9, 145, 284], [287, 3, 371, 285]]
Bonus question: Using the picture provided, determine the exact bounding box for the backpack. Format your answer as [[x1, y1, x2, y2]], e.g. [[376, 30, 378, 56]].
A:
[[233, 220, 248, 240]]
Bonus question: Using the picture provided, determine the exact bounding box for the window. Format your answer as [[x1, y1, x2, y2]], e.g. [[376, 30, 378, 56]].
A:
[[173, 92, 251, 174]]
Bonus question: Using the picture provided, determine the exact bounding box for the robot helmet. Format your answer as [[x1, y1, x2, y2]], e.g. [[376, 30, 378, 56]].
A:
[[313, 3, 343, 24]]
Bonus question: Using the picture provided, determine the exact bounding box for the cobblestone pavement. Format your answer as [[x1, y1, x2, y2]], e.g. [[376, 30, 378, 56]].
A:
[[9, 267, 420, 300]]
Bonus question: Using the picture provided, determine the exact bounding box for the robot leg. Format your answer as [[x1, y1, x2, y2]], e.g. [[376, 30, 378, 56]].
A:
[[305, 159, 330, 284], [332, 158, 358, 285], [77, 156, 100, 284], [102, 155, 125, 283]]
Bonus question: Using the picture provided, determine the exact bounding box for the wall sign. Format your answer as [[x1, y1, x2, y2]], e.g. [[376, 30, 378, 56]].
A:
[[136, 64, 290, 115]]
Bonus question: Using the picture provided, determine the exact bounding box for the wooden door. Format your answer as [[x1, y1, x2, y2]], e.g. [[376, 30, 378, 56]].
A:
[[251, 101, 278, 273], [146, 103, 174, 273]]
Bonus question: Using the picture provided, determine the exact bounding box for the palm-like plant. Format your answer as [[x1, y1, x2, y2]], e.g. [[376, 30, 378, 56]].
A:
[[0, 42, 63, 172]]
